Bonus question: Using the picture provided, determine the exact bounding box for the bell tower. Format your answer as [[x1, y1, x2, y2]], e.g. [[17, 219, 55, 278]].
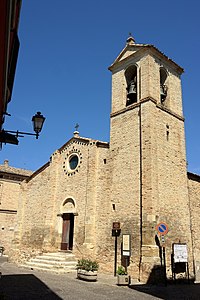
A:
[[108, 36, 193, 282]]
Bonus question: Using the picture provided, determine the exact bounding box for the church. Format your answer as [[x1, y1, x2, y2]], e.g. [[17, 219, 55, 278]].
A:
[[1, 36, 200, 283]]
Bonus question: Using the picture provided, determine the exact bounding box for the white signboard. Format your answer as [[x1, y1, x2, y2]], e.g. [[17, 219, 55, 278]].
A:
[[173, 243, 188, 263], [122, 234, 131, 257]]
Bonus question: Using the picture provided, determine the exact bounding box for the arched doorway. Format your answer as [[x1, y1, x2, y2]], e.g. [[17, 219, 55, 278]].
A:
[[61, 213, 74, 250], [60, 198, 76, 251]]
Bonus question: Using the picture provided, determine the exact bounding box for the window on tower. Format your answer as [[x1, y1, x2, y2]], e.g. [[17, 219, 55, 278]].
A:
[[160, 67, 168, 103], [125, 65, 137, 106]]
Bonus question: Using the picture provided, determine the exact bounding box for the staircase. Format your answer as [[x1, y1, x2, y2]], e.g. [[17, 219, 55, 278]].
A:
[[20, 252, 77, 274]]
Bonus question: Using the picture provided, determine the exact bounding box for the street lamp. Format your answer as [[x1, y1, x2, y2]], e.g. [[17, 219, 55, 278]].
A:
[[0, 111, 45, 145], [32, 112, 45, 139]]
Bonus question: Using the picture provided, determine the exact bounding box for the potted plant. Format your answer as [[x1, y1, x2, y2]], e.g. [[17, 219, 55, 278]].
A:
[[117, 266, 130, 286], [76, 258, 99, 281]]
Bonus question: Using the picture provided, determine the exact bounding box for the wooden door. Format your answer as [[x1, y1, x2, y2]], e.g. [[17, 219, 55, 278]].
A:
[[61, 213, 74, 250]]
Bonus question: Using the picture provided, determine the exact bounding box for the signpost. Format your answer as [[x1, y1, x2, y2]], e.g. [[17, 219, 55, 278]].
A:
[[156, 222, 169, 285], [112, 222, 121, 276]]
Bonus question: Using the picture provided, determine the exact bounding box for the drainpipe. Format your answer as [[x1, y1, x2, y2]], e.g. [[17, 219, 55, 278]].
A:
[[138, 103, 143, 281]]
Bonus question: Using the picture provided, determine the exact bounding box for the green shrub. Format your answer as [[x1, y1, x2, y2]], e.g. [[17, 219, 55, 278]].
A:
[[117, 266, 127, 275], [76, 258, 99, 272]]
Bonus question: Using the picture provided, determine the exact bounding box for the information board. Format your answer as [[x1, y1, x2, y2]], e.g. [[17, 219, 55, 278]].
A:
[[173, 243, 188, 263], [122, 234, 131, 256]]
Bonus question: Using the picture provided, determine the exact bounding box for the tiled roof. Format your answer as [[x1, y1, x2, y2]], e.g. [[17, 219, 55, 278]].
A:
[[0, 160, 33, 177]]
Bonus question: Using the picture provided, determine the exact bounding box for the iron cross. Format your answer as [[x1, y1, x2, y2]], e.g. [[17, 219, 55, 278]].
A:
[[75, 123, 79, 131]]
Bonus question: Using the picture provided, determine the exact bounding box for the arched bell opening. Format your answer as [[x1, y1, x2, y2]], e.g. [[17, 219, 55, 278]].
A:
[[125, 65, 137, 106], [160, 67, 168, 103]]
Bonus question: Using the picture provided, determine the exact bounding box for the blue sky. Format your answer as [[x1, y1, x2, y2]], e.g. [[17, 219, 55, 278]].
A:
[[1, 0, 200, 173]]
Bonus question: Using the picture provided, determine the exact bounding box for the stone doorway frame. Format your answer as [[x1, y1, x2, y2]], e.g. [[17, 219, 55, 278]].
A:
[[59, 197, 77, 251]]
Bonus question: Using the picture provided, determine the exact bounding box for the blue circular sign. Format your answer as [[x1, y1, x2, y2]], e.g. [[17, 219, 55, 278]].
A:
[[156, 222, 169, 235]]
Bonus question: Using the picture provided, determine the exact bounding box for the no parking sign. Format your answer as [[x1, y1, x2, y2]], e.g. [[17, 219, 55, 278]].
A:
[[156, 222, 169, 235]]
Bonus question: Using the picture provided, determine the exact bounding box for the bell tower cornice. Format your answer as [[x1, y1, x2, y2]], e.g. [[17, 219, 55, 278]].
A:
[[109, 44, 184, 75], [110, 96, 184, 122]]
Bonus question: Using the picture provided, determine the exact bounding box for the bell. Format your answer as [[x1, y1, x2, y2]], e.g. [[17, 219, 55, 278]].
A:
[[127, 80, 137, 102], [160, 84, 167, 101]]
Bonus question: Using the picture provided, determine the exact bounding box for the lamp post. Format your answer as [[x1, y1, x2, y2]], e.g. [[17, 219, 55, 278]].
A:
[[0, 111, 45, 145]]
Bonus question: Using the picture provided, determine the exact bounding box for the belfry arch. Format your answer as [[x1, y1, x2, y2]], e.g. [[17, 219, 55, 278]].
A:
[[125, 64, 138, 105], [160, 67, 168, 102]]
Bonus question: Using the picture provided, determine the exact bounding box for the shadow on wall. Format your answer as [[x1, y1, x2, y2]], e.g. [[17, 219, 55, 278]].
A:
[[0, 274, 62, 299]]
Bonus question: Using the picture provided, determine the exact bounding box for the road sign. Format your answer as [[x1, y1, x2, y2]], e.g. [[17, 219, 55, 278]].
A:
[[113, 222, 120, 229], [156, 222, 169, 235], [161, 235, 165, 244]]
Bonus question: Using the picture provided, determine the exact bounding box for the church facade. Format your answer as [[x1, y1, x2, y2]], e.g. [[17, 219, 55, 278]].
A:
[[2, 36, 200, 282]]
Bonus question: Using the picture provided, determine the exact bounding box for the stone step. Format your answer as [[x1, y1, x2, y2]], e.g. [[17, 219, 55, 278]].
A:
[[23, 261, 76, 269], [42, 252, 74, 256], [41, 251, 74, 256], [29, 258, 77, 266], [20, 264, 76, 274], [20, 252, 77, 274], [34, 253, 76, 262]]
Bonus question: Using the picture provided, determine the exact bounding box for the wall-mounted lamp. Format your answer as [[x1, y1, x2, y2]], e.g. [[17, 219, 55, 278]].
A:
[[0, 112, 45, 145], [31, 112, 45, 139]]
